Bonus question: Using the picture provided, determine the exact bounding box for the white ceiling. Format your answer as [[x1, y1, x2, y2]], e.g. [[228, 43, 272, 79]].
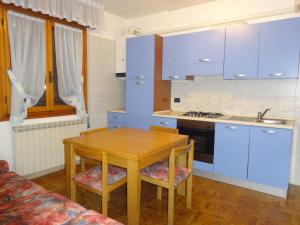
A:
[[97, 0, 216, 19]]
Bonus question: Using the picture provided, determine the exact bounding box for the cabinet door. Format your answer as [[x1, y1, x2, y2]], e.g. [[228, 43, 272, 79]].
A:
[[214, 123, 250, 179], [186, 29, 225, 76], [258, 18, 300, 79], [248, 127, 292, 189], [126, 35, 155, 80], [152, 117, 177, 128], [224, 24, 260, 80], [162, 34, 187, 80], [126, 79, 154, 130]]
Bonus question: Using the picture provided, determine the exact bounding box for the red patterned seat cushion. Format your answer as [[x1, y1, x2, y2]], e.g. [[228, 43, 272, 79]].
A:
[[0, 191, 86, 225], [67, 210, 123, 225], [74, 165, 127, 192], [141, 161, 192, 185]]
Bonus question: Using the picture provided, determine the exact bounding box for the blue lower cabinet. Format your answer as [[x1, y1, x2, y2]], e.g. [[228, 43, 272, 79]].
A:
[[108, 112, 126, 124], [108, 121, 125, 129], [152, 117, 177, 128], [214, 123, 250, 179], [248, 127, 292, 189], [126, 79, 154, 130]]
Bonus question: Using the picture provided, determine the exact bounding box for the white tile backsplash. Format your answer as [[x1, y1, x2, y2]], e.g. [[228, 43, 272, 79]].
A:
[[171, 76, 300, 185]]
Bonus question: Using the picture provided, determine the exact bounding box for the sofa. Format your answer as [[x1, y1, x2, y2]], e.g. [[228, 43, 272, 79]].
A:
[[0, 160, 123, 225]]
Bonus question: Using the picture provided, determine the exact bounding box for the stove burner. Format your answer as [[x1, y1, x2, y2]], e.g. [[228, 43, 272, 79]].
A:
[[181, 111, 224, 118]]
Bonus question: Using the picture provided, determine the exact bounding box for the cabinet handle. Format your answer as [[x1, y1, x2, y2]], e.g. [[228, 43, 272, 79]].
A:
[[113, 116, 121, 119], [160, 121, 170, 126], [225, 125, 238, 130], [234, 74, 247, 78], [135, 81, 144, 85], [262, 129, 277, 134], [198, 58, 210, 63], [112, 126, 121, 129], [270, 73, 284, 77], [169, 75, 179, 80], [135, 75, 144, 79]]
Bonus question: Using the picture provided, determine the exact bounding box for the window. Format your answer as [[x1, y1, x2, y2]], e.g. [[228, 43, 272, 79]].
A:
[[0, 3, 87, 121]]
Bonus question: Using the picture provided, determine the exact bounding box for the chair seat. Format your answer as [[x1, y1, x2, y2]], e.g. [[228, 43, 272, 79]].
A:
[[74, 165, 126, 192], [141, 161, 192, 186]]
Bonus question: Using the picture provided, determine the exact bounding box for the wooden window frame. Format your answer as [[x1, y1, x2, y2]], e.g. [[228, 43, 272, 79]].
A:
[[0, 3, 88, 121]]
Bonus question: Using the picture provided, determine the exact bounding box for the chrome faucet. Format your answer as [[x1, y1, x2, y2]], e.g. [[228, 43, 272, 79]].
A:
[[257, 108, 271, 120]]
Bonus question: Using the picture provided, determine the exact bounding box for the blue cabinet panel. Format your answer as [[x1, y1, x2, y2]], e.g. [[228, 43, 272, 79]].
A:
[[187, 29, 225, 64], [108, 112, 126, 124], [108, 121, 125, 129], [248, 127, 292, 189], [224, 24, 260, 80], [214, 123, 250, 179], [162, 34, 187, 80], [152, 117, 177, 128], [126, 79, 154, 130], [258, 18, 300, 79], [126, 35, 155, 80], [186, 62, 223, 76]]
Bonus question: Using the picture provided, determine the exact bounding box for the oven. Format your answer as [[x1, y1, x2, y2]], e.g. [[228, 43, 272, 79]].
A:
[[177, 119, 215, 164]]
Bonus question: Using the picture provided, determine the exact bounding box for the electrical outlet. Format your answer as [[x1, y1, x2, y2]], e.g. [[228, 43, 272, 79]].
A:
[[174, 98, 181, 103]]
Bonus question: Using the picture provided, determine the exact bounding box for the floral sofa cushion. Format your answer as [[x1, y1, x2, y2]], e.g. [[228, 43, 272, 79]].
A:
[[0, 161, 123, 225], [0, 160, 9, 174], [67, 210, 123, 225]]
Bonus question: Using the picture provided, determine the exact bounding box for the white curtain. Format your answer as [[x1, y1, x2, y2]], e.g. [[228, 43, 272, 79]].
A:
[[7, 11, 46, 125], [55, 24, 87, 119], [1, 0, 104, 29]]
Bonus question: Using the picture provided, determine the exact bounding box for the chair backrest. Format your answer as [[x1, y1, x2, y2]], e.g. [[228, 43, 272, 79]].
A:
[[73, 145, 103, 162], [168, 140, 194, 184], [150, 126, 179, 134], [80, 127, 108, 136]]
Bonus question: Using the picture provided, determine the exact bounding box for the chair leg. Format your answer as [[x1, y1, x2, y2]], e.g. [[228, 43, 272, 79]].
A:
[[157, 186, 162, 200], [168, 187, 175, 225], [186, 176, 193, 209], [102, 192, 108, 216], [80, 158, 86, 172]]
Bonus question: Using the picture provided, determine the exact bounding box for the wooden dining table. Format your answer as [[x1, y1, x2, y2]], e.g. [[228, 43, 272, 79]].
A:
[[63, 127, 188, 225]]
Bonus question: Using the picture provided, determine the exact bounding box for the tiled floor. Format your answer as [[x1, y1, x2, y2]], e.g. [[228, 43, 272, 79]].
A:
[[33, 169, 300, 225]]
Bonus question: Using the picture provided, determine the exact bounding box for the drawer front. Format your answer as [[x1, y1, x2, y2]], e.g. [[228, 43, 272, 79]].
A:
[[152, 117, 177, 128], [108, 112, 126, 123], [108, 121, 125, 129]]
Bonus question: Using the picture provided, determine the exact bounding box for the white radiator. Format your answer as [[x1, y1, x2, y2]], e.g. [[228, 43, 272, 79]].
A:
[[12, 119, 86, 176]]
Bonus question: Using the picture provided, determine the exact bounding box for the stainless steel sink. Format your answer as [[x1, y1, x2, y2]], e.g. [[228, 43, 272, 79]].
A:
[[255, 119, 287, 125]]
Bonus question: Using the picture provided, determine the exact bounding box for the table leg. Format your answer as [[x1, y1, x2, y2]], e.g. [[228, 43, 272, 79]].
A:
[[64, 143, 76, 200], [127, 160, 141, 225]]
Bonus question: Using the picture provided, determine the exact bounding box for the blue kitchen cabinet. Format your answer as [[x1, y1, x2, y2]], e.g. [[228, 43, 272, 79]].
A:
[[224, 24, 261, 80], [107, 112, 126, 129], [214, 123, 250, 179], [126, 35, 155, 80], [162, 34, 187, 80], [258, 18, 300, 79], [248, 127, 292, 189], [126, 79, 154, 130], [186, 29, 225, 76], [152, 116, 177, 128]]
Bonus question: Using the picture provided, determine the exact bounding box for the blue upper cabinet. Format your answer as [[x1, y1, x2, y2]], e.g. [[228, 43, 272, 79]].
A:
[[162, 34, 187, 80], [248, 127, 292, 189], [224, 24, 260, 80], [126, 35, 155, 80], [214, 123, 250, 179], [258, 18, 300, 79], [126, 79, 154, 130], [186, 29, 225, 76]]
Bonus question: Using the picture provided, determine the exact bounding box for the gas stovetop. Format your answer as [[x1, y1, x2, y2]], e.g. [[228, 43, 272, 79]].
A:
[[181, 111, 224, 118]]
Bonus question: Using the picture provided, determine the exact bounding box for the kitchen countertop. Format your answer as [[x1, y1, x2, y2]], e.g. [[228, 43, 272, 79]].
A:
[[106, 108, 126, 113], [153, 110, 295, 130]]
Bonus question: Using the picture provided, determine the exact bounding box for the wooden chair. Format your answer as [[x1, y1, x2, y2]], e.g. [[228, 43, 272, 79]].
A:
[[150, 125, 179, 200], [140, 140, 194, 225], [72, 145, 127, 216], [150, 126, 179, 134], [80, 128, 108, 172]]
